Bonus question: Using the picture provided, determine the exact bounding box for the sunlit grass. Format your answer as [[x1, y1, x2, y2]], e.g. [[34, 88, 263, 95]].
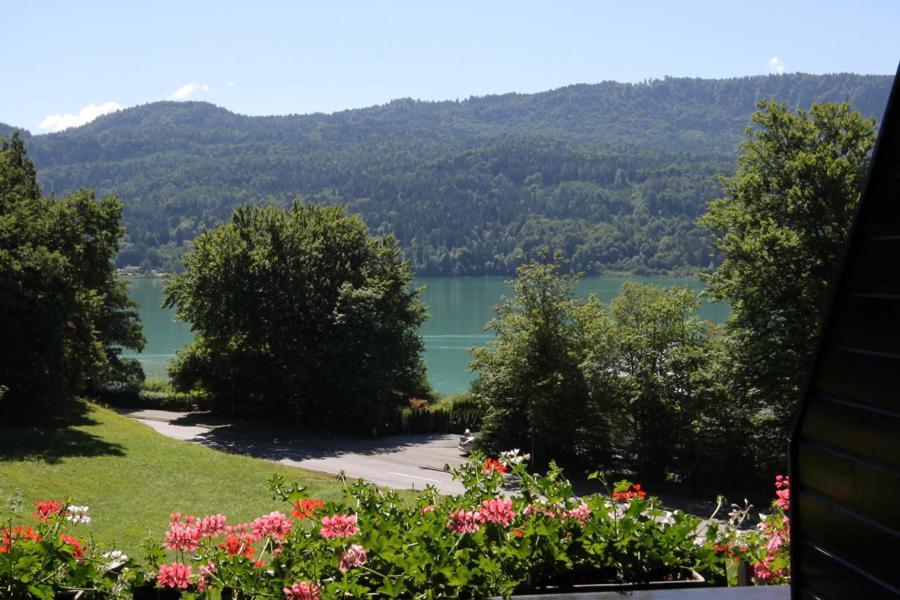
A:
[[0, 401, 349, 555]]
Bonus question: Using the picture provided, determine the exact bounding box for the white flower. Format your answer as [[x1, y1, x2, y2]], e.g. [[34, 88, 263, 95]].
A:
[[656, 510, 676, 526], [66, 505, 91, 524], [499, 449, 531, 466], [101, 550, 129, 570]]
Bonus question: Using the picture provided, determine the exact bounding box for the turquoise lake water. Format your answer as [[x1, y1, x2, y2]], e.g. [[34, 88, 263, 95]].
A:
[[124, 276, 728, 395]]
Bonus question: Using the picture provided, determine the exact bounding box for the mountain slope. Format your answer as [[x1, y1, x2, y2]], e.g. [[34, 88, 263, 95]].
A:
[[4, 73, 892, 275]]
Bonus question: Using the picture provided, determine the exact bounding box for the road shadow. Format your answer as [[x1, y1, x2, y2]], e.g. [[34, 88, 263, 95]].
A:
[[181, 416, 459, 464], [0, 403, 126, 464]]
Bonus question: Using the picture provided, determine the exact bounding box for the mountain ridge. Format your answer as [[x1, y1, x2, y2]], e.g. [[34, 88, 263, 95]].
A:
[[3, 73, 892, 275]]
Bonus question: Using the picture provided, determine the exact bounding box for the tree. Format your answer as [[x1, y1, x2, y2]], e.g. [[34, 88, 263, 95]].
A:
[[0, 134, 144, 420], [471, 259, 592, 468], [605, 283, 724, 483], [699, 101, 876, 469], [164, 203, 427, 432]]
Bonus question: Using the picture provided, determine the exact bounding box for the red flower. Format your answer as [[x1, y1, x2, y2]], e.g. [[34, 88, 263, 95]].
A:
[[220, 534, 255, 558], [511, 529, 525, 538], [291, 498, 325, 520], [712, 544, 733, 557], [33, 500, 64, 522], [59, 533, 85, 561], [1, 527, 41, 553], [612, 484, 647, 501], [482, 458, 507, 474]]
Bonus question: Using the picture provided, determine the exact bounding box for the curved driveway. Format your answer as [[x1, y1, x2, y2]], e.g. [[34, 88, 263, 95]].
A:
[[117, 408, 467, 494]]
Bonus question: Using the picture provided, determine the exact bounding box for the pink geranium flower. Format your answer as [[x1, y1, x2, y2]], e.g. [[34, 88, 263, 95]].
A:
[[564, 503, 592, 527], [198, 514, 228, 537], [165, 523, 201, 552], [339, 543, 367, 572], [157, 562, 193, 588], [479, 498, 515, 525], [284, 581, 321, 599], [319, 514, 360, 539], [252, 511, 293, 540], [447, 509, 483, 534]]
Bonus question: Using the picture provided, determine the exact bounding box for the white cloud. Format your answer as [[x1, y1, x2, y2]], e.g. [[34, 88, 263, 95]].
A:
[[38, 101, 123, 132], [226, 81, 237, 88], [769, 56, 785, 75], [171, 82, 211, 100]]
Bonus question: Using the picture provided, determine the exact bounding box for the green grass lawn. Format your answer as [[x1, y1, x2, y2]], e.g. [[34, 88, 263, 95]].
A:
[[0, 401, 350, 555]]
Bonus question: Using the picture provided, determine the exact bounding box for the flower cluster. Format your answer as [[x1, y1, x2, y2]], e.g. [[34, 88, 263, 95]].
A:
[[752, 475, 791, 583], [319, 513, 359, 539], [482, 457, 507, 474], [59, 533, 85, 561], [220, 532, 257, 558], [252, 511, 292, 540], [339, 544, 367, 572], [564, 502, 592, 527], [1, 526, 41, 553], [612, 483, 647, 501], [101, 549, 129, 571], [157, 561, 193, 589], [291, 498, 325, 519], [479, 498, 516, 525], [447, 509, 484, 534], [165, 515, 202, 552], [198, 514, 228, 536], [284, 581, 321, 600], [33, 499, 63, 522], [498, 448, 530, 467], [774, 475, 790, 511], [65, 505, 91, 524]]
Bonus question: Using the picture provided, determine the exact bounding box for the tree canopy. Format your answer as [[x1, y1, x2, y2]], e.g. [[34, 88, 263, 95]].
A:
[[164, 203, 428, 432], [0, 134, 144, 419], [471, 260, 732, 483], [699, 100, 877, 468]]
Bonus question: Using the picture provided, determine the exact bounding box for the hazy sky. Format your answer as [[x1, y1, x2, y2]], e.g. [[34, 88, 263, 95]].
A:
[[3, 0, 898, 133]]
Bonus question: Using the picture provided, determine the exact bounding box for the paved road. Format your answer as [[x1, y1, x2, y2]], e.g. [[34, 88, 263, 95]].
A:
[[118, 408, 468, 494]]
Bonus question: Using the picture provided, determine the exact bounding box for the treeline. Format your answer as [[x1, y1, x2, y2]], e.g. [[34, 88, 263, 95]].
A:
[[472, 101, 877, 493], [6, 73, 890, 275]]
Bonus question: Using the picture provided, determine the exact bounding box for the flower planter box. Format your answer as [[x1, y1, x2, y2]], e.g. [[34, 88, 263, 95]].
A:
[[511, 568, 706, 596]]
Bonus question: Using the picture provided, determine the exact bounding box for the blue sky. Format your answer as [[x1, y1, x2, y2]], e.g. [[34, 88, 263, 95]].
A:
[[3, 0, 898, 132]]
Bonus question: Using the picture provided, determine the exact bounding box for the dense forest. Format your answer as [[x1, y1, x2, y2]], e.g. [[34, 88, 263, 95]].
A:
[[1, 73, 891, 275]]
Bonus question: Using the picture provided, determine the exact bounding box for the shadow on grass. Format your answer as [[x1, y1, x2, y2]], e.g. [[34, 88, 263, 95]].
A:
[[0, 401, 125, 464]]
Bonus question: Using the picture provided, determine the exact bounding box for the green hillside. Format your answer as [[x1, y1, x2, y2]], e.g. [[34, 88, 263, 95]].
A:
[[5, 73, 891, 275]]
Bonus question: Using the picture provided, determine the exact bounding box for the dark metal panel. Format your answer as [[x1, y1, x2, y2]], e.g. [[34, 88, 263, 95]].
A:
[[829, 294, 900, 354], [796, 441, 900, 528], [799, 394, 900, 471], [844, 237, 900, 294], [796, 541, 899, 598], [790, 63, 900, 599], [815, 347, 900, 412], [795, 490, 900, 586]]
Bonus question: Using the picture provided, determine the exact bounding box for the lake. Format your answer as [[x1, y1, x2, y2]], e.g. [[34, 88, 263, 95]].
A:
[[124, 276, 729, 395]]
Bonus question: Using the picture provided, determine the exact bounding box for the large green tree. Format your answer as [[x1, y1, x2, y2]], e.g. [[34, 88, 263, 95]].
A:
[[471, 260, 591, 468], [699, 101, 876, 468], [0, 134, 144, 419], [471, 261, 733, 482], [164, 203, 427, 432]]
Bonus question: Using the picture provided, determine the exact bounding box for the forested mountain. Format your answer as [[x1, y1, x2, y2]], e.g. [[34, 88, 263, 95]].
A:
[[5, 73, 892, 274]]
